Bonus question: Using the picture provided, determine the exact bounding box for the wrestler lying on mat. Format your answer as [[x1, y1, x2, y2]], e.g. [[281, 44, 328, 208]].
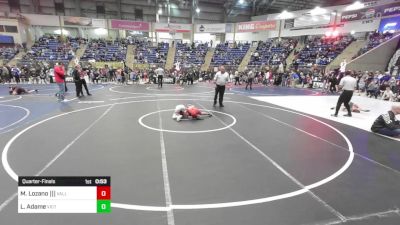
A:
[[172, 104, 212, 122]]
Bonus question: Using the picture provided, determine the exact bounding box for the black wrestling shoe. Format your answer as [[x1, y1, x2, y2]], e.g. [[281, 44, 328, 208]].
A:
[[213, 103, 216, 107], [343, 114, 352, 117], [87, 93, 92, 96], [220, 104, 224, 107], [331, 114, 338, 117]]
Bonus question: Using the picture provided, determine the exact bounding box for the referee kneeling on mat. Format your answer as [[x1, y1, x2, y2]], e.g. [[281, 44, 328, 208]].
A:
[[213, 66, 229, 107], [332, 71, 357, 117]]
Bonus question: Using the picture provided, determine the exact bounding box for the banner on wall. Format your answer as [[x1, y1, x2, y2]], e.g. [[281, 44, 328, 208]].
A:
[[341, 2, 400, 22], [236, 21, 276, 32], [132, 64, 150, 70], [92, 19, 106, 28], [21, 14, 60, 26], [284, 19, 294, 29], [0, 35, 14, 44], [63, 16, 92, 26], [294, 14, 331, 28], [93, 61, 124, 69], [195, 23, 230, 33], [110, 20, 150, 31], [154, 23, 191, 33], [378, 16, 400, 33], [226, 23, 234, 33]]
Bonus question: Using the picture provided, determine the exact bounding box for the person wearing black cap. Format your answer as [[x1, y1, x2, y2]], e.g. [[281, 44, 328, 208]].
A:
[[332, 71, 357, 117]]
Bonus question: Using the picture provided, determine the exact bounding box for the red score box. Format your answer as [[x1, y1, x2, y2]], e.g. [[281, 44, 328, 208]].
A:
[[97, 186, 111, 200]]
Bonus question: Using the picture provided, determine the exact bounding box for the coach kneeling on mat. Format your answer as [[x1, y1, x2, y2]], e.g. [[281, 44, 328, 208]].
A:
[[371, 105, 400, 138], [213, 66, 229, 107]]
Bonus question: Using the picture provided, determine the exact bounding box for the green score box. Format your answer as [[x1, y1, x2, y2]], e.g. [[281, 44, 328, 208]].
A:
[[97, 200, 111, 213]]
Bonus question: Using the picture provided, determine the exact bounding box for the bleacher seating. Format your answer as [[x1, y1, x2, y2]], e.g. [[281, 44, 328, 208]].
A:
[[355, 32, 394, 58], [135, 42, 169, 64], [294, 35, 353, 67], [174, 42, 208, 65], [81, 39, 127, 62], [249, 39, 296, 66], [0, 46, 19, 62], [19, 36, 82, 67], [211, 42, 250, 65]]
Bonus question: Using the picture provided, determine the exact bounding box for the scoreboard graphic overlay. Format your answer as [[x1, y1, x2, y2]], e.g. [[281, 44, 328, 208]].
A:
[[18, 176, 111, 213]]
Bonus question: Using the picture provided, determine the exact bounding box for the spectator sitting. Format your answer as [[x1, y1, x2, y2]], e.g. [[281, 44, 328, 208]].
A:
[[366, 81, 379, 98], [382, 86, 396, 101], [371, 105, 400, 138]]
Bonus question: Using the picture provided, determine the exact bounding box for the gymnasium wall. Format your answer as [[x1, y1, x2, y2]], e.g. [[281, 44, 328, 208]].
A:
[[0, 19, 21, 44]]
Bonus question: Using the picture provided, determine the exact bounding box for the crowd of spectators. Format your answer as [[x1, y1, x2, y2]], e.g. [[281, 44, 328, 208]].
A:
[[211, 42, 250, 65], [290, 69, 400, 102], [81, 38, 127, 62], [135, 41, 169, 64], [20, 35, 82, 66], [0, 45, 21, 62], [249, 39, 297, 66], [293, 35, 354, 68], [174, 42, 208, 66], [355, 71, 400, 102], [354, 32, 394, 58]]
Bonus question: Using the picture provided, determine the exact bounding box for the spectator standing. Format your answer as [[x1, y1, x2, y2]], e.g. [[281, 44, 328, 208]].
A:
[[54, 62, 65, 101], [234, 71, 240, 85], [40, 66, 48, 84], [11, 66, 20, 84], [80, 69, 91, 96], [246, 70, 255, 90], [73, 65, 83, 98]]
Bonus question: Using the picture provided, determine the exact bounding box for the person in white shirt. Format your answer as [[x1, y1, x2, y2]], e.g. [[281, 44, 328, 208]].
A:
[[213, 66, 229, 107], [229, 71, 234, 83], [382, 86, 395, 101], [332, 71, 357, 117], [155, 67, 164, 88], [339, 59, 346, 73], [246, 70, 255, 90], [172, 104, 186, 121]]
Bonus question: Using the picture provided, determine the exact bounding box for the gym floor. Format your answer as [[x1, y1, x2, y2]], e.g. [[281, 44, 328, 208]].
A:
[[0, 82, 399, 225]]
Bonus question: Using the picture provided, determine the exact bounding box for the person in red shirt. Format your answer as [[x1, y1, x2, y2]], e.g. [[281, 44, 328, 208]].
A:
[[54, 62, 65, 101]]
